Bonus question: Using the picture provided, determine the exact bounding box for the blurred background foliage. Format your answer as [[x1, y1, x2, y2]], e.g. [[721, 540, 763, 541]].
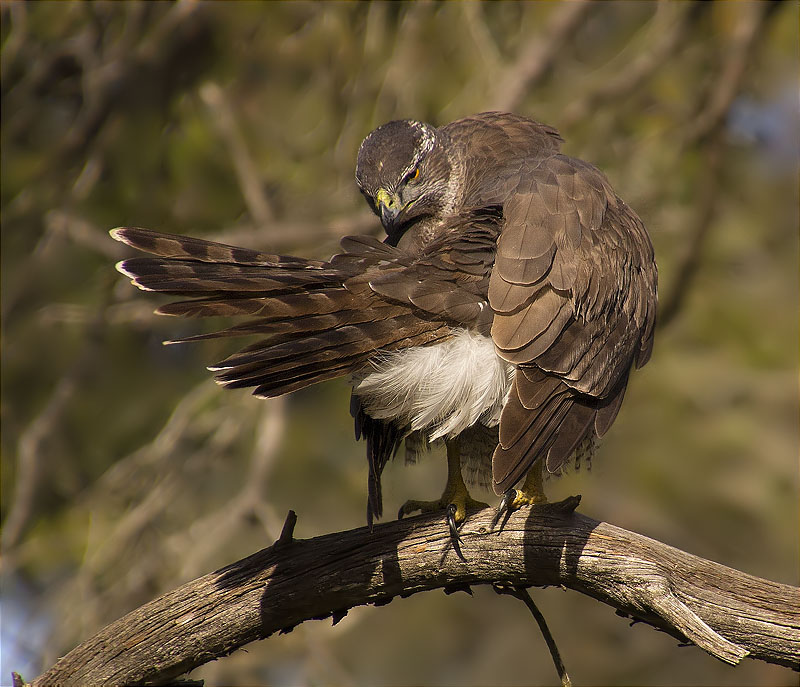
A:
[[1, 1, 798, 685]]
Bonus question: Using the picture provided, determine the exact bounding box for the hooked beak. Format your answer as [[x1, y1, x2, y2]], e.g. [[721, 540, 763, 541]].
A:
[[375, 188, 402, 232]]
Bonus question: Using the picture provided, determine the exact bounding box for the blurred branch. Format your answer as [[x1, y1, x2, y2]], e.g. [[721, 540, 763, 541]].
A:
[[58, 3, 211, 165], [373, 3, 428, 118], [658, 133, 723, 328], [657, 2, 778, 327], [1, 304, 109, 560], [33, 501, 800, 686], [561, 2, 707, 129], [461, 2, 502, 73], [199, 82, 276, 226], [72, 381, 226, 578], [0, 1, 29, 83], [172, 398, 287, 580], [44, 210, 121, 258], [1, 369, 83, 556], [681, 2, 772, 148], [490, 0, 592, 112], [2, 3, 212, 179]]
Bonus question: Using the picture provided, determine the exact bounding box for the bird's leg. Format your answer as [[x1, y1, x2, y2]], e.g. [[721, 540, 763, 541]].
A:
[[493, 460, 549, 529], [519, 459, 549, 505], [398, 441, 489, 530]]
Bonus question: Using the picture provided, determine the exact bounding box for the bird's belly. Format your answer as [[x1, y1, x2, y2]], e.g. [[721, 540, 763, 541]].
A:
[[352, 328, 515, 441]]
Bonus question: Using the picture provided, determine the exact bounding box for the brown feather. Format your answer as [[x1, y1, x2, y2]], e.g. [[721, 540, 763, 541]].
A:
[[493, 384, 572, 492], [113, 112, 657, 523], [112, 226, 326, 268], [484, 144, 656, 491]]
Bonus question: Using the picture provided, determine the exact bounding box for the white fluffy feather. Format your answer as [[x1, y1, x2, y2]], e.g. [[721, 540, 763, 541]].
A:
[[353, 329, 514, 441]]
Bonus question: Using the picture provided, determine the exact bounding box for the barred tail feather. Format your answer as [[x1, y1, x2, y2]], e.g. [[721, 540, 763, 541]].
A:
[[111, 227, 327, 268], [111, 226, 452, 399]]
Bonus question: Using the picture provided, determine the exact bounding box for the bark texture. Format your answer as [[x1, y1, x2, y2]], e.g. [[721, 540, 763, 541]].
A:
[[34, 500, 800, 686]]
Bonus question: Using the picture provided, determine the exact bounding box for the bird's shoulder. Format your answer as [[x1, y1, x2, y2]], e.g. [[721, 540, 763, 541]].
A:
[[441, 112, 564, 209], [442, 111, 564, 156]]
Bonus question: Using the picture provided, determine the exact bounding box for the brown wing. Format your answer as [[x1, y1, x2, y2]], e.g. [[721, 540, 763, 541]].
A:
[[488, 155, 657, 494], [112, 227, 461, 398], [112, 218, 501, 526], [364, 208, 501, 333]]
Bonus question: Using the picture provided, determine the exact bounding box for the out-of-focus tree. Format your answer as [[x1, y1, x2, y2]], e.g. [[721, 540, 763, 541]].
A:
[[1, 2, 797, 685]]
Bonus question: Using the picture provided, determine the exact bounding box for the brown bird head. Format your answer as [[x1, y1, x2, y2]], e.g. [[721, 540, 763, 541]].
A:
[[355, 119, 456, 245]]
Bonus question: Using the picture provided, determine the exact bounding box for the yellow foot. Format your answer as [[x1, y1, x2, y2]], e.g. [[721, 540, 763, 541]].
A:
[[492, 489, 545, 530], [399, 491, 489, 560], [492, 481, 582, 530], [508, 487, 548, 509], [398, 493, 489, 524], [492, 461, 550, 530], [398, 440, 488, 559]]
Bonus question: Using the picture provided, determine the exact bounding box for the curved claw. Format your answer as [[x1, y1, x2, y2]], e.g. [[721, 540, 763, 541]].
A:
[[492, 489, 517, 531], [447, 503, 459, 540], [447, 503, 467, 561]]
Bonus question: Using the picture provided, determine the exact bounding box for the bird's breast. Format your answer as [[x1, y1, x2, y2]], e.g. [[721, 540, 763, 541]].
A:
[[352, 329, 515, 441]]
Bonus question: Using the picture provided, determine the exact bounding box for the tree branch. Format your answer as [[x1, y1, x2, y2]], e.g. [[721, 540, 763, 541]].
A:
[[33, 501, 800, 686], [657, 132, 723, 327], [561, 1, 706, 130], [490, 0, 592, 113], [681, 1, 771, 148]]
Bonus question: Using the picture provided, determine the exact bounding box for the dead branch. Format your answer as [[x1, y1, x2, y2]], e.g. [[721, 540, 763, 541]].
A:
[[658, 133, 723, 327], [681, 2, 771, 148], [490, 0, 592, 112], [33, 500, 800, 686], [493, 584, 572, 686], [561, 2, 707, 130]]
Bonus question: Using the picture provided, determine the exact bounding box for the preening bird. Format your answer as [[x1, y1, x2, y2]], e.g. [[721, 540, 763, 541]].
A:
[[113, 111, 657, 533]]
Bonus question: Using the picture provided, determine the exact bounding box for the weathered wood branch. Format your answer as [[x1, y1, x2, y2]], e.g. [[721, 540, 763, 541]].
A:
[[33, 500, 800, 686]]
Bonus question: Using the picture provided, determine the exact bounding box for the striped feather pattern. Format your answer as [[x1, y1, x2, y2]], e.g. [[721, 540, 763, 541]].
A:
[[113, 226, 475, 402]]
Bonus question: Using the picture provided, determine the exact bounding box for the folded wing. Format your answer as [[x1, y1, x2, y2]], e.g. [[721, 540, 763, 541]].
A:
[[488, 155, 657, 494]]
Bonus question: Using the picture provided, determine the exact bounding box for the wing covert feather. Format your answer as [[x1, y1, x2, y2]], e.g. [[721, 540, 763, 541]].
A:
[[488, 154, 657, 493], [490, 155, 656, 398]]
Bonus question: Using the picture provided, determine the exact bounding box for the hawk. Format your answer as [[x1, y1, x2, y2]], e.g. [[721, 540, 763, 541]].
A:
[[113, 111, 657, 532]]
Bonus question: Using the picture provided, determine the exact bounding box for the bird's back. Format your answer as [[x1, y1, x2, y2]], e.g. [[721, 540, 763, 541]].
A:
[[443, 111, 565, 209]]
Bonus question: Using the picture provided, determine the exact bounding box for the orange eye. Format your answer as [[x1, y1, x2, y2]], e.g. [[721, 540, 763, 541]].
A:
[[408, 167, 420, 183]]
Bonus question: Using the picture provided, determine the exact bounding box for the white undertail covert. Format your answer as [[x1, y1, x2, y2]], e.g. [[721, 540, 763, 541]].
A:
[[353, 328, 515, 441]]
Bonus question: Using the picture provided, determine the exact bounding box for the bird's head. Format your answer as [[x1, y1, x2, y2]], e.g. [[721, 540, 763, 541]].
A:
[[355, 119, 456, 245]]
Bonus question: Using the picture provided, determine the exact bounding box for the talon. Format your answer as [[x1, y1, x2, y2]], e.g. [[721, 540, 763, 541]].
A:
[[493, 461, 550, 531], [447, 503, 467, 561], [492, 488, 517, 530], [499, 488, 517, 513], [447, 503, 460, 539], [395, 441, 487, 560]]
